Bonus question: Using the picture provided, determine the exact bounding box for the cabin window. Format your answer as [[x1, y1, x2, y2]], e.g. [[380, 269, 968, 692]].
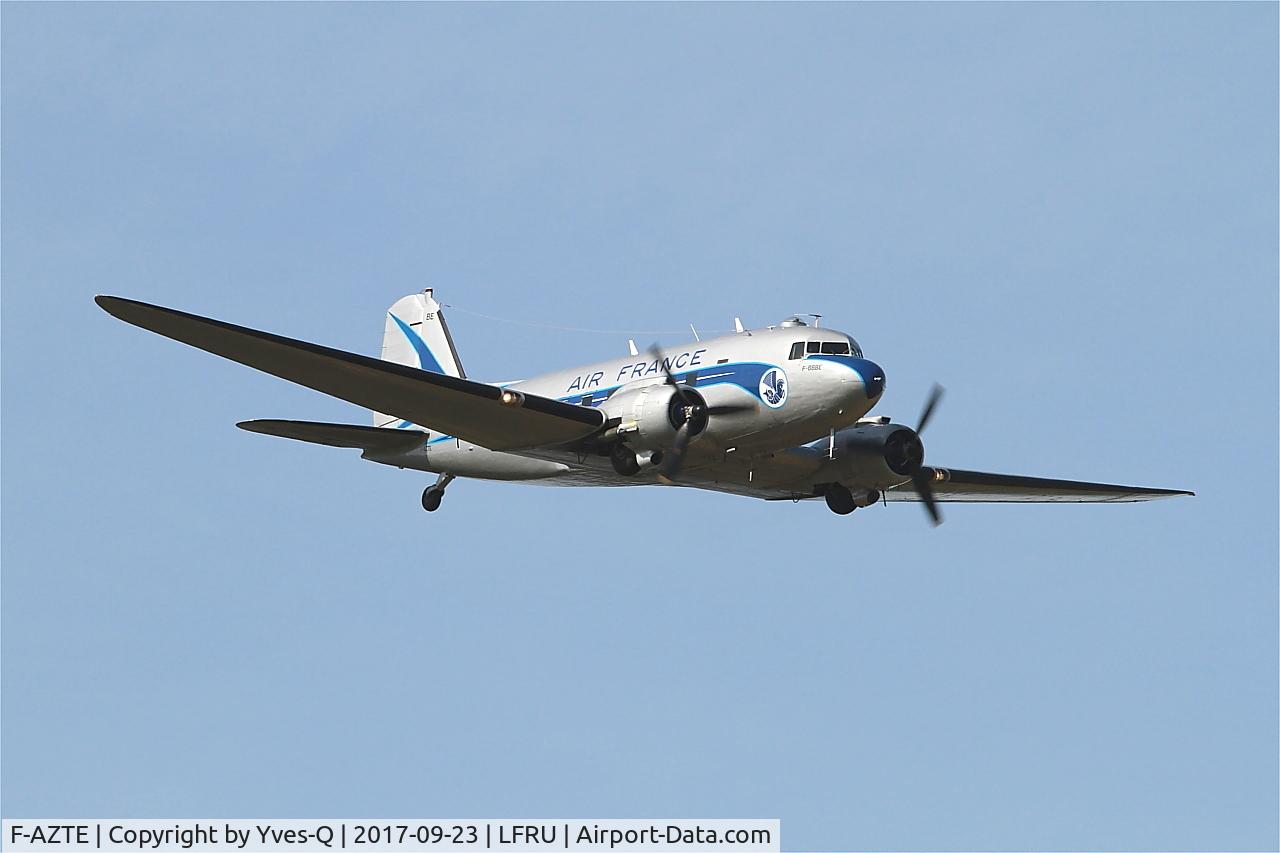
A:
[[580, 394, 593, 406], [788, 342, 804, 360]]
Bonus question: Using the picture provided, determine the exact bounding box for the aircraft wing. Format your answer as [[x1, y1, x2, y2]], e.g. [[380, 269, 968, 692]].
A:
[[884, 468, 1193, 503], [237, 419, 428, 452], [96, 296, 605, 451]]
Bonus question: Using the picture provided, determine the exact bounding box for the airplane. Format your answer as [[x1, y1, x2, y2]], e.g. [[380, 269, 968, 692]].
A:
[[95, 290, 1192, 523]]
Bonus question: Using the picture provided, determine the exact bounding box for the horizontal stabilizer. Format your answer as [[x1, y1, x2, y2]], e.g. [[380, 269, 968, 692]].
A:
[[96, 296, 605, 451], [238, 419, 426, 452]]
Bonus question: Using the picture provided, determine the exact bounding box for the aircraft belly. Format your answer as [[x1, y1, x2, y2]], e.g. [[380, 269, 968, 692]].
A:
[[367, 438, 570, 481], [427, 442, 570, 480], [367, 436, 861, 501], [516, 441, 830, 498]]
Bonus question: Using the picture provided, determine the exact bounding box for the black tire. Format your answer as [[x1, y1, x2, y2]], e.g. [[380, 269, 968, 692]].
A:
[[824, 484, 856, 515], [610, 444, 641, 476], [421, 488, 443, 512]]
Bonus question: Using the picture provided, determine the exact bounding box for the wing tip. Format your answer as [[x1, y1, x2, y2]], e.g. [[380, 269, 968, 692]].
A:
[[236, 419, 296, 437], [95, 294, 146, 321], [1151, 487, 1195, 498]]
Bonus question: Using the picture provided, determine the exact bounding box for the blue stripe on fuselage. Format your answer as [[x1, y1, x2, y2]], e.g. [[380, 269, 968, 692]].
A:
[[565, 362, 780, 405], [400, 360, 786, 447]]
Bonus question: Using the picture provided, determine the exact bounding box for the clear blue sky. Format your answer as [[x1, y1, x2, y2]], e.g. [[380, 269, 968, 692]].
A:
[[3, 4, 1276, 850]]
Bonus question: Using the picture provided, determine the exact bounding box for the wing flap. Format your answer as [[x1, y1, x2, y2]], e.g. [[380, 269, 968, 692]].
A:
[[885, 468, 1194, 503], [96, 296, 604, 451]]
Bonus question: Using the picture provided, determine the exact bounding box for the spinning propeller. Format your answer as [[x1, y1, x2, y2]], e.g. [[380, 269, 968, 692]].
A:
[[903, 384, 945, 525], [649, 345, 754, 483]]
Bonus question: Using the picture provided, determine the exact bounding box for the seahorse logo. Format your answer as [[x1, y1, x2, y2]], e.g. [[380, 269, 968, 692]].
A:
[[759, 368, 788, 408]]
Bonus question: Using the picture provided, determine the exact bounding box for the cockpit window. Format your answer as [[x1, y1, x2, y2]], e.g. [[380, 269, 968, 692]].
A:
[[798, 339, 865, 358]]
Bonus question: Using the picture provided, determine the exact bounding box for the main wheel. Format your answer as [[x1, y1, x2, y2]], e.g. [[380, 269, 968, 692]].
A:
[[824, 484, 856, 515], [610, 444, 641, 476], [421, 487, 444, 512]]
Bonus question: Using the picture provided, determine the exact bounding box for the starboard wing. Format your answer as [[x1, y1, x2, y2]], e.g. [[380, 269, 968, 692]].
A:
[[883, 468, 1193, 503]]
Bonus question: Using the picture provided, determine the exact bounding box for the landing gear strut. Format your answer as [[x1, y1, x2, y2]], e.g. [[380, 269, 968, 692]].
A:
[[421, 473, 455, 512], [824, 483, 857, 515]]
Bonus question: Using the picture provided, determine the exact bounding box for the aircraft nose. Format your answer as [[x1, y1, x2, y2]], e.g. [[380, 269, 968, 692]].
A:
[[856, 359, 885, 399]]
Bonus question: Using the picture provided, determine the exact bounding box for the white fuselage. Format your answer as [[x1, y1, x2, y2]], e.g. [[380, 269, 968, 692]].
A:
[[364, 322, 886, 492]]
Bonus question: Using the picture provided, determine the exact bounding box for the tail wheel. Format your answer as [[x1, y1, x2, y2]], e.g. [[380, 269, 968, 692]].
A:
[[422, 488, 444, 512], [420, 473, 455, 513]]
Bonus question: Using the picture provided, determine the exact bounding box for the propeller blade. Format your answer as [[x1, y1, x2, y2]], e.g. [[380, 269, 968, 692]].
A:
[[916, 383, 945, 434], [645, 345, 753, 483], [658, 422, 693, 484], [912, 468, 944, 526], [649, 344, 696, 406]]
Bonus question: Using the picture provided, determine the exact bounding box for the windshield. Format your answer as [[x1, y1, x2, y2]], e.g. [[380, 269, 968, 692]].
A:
[[801, 339, 863, 358]]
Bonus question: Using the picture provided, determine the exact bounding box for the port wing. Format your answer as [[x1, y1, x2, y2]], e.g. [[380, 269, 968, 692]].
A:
[[96, 296, 604, 451]]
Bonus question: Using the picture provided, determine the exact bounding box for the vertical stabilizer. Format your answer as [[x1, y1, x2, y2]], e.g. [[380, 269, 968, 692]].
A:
[[374, 289, 466, 427]]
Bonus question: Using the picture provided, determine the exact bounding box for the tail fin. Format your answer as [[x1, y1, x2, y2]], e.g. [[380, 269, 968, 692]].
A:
[[374, 289, 466, 427]]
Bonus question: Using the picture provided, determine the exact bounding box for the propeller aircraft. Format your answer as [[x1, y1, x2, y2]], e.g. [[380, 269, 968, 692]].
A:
[[96, 290, 1192, 523]]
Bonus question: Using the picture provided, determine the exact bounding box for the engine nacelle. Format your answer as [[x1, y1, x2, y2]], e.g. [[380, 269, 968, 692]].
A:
[[832, 422, 923, 488], [601, 383, 707, 452]]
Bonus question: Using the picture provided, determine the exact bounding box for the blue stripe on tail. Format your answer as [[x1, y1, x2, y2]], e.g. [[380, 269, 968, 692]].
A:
[[389, 313, 445, 373]]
